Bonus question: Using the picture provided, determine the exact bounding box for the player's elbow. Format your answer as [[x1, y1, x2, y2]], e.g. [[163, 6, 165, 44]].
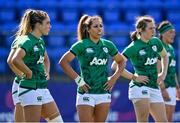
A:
[[111, 61, 117, 71], [12, 56, 19, 66], [7, 58, 12, 66]]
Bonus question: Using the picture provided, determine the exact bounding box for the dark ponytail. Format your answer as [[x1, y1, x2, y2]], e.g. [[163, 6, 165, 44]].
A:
[[77, 15, 90, 41], [130, 31, 138, 41]]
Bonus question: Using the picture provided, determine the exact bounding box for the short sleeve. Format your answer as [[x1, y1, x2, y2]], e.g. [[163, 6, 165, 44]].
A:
[[19, 40, 33, 53], [155, 38, 163, 53], [70, 42, 83, 56], [107, 41, 118, 57], [122, 44, 134, 59]]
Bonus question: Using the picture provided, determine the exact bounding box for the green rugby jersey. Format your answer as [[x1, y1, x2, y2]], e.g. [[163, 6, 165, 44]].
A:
[[19, 33, 47, 89], [162, 42, 176, 88], [122, 37, 164, 89], [70, 38, 118, 94]]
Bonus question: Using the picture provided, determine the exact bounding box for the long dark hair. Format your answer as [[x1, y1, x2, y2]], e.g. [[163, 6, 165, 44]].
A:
[[77, 14, 103, 41]]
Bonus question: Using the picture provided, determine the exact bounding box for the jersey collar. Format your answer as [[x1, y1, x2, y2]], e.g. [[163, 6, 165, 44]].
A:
[[28, 33, 42, 42], [87, 38, 102, 46], [137, 38, 151, 45]]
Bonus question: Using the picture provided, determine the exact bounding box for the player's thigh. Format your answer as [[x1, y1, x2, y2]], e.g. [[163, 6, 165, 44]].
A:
[[132, 98, 150, 121], [94, 103, 110, 122], [14, 103, 24, 122], [150, 102, 167, 122], [41, 101, 60, 120], [77, 105, 94, 122], [165, 104, 175, 122], [23, 105, 42, 122]]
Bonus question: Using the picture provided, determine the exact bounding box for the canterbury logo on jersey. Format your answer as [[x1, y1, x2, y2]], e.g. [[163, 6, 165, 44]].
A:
[[144, 57, 157, 65], [90, 57, 108, 65], [33, 45, 39, 52], [169, 59, 176, 67], [37, 55, 44, 64]]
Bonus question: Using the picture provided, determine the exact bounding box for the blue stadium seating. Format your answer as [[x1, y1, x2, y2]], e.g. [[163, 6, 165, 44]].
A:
[[68, 35, 77, 46], [47, 47, 69, 60], [0, 10, 15, 22], [167, 11, 180, 24], [64, 23, 77, 34], [2, 22, 18, 32], [81, 9, 99, 16], [0, 47, 9, 58], [105, 22, 130, 34], [125, 10, 141, 23], [59, 1, 79, 9], [174, 23, 180, 32], [16, 0, 39, 9], [50, 22, 66, 32], [0, 0, 16, 9], [48, 36, 65, 48], [79, 0, 101, 10], [5, 35, 15, 48], [144, 11, 162, 23], [38, 0, 58, 9], [104, 10, 120, 24], [100, 0, 121, 10], [142, 0, 163, 10], [164, 0, 180, 10], [0, 61, 6, 73], [111, 36, 128, 48], [45, 10, 57, 23], [62, 10, 78, 23], [122, 0, 142, 11]]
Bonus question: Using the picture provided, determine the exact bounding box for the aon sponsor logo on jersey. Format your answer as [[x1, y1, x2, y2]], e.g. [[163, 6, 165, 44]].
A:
[[169, 59, 176, 67], [37, 55, 44, 64], [144, 57, 157, 65], [90, 57, 107, 66]]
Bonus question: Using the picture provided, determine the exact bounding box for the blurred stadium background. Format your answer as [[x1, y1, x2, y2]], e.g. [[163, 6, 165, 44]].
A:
[[0, 0, 180, 122]]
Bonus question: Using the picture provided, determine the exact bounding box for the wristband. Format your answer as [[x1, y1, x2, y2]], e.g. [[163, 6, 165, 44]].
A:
[[132, 74, 137, 81], [75, 76, 86, 87]]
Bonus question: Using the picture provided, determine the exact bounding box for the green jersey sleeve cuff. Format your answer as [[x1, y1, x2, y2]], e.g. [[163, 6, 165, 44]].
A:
[[20, 46, 27, 54], [112, 51, 118, 57], [122, 53, 129, 59], [70, 50, 76, 56]]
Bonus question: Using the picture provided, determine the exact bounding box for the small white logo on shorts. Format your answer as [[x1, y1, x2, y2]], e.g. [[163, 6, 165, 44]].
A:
[[37, 96, 42, 101], [107, 95, 111, 99], [142, 90, 148, 95], [83, 97, 89, 102]]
